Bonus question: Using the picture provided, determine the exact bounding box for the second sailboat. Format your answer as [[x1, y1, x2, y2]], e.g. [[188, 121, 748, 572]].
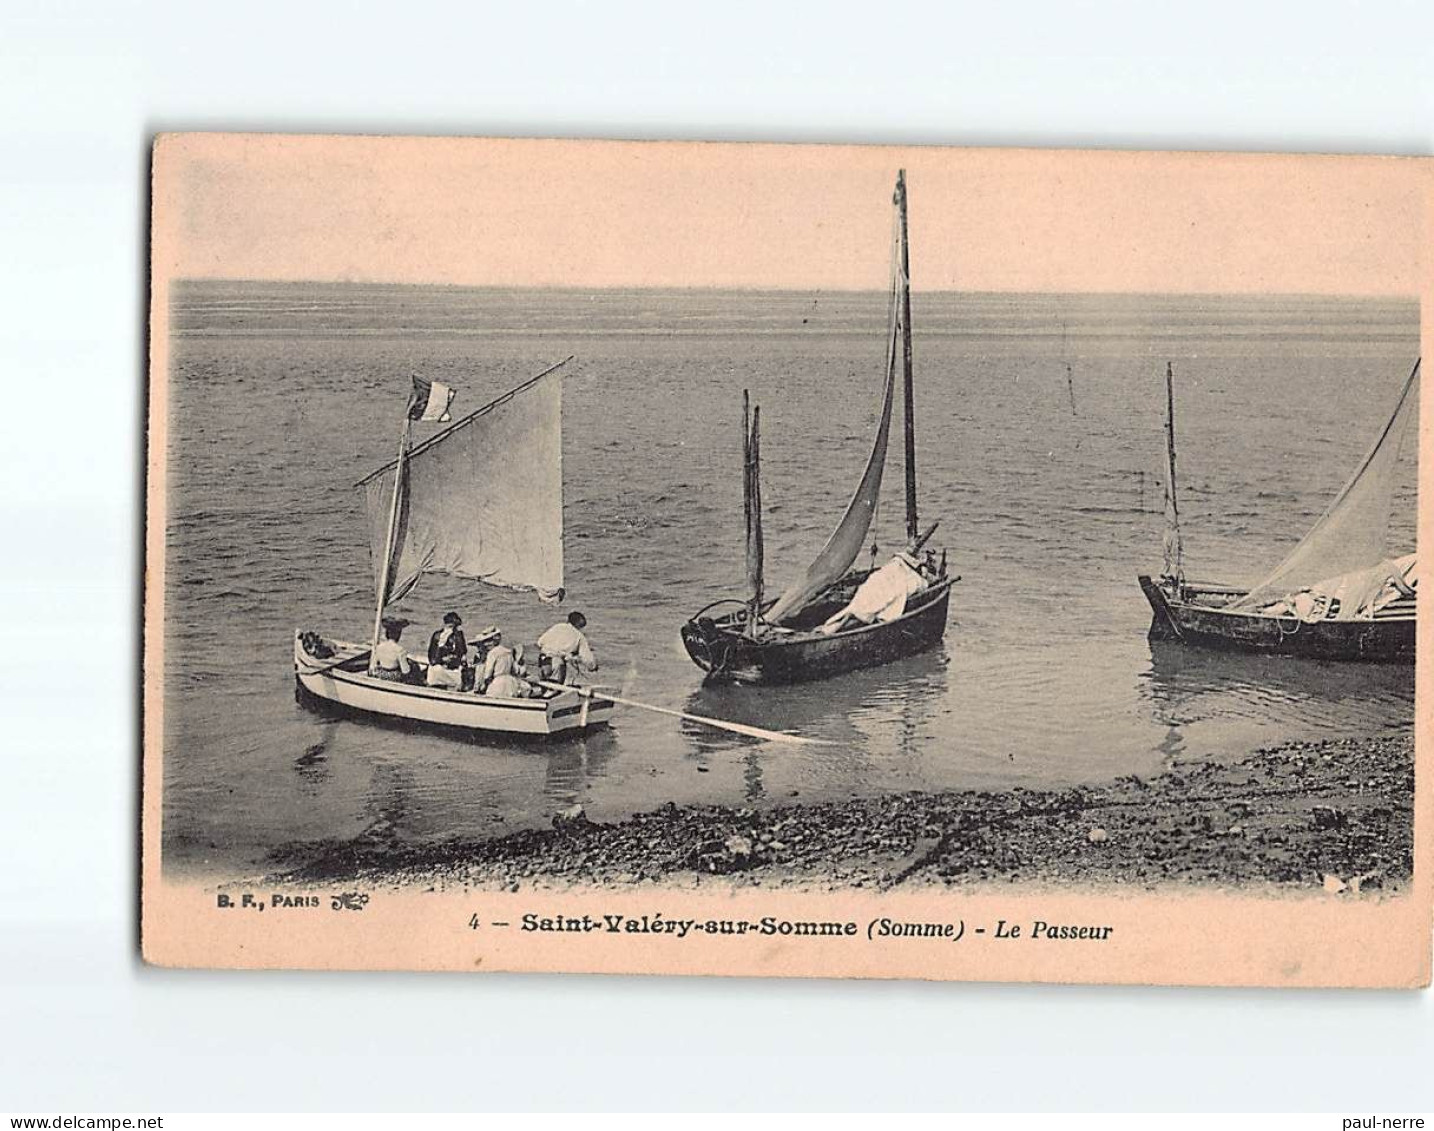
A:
[[681, 170, 954, 684]]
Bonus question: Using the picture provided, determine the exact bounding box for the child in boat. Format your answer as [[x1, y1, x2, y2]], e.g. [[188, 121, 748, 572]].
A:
[[819, 552, 928, 635], [371, 619, 412, 681]]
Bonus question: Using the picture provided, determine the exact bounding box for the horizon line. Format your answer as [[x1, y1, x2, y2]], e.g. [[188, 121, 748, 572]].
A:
[[169, 277, 1422, 302]]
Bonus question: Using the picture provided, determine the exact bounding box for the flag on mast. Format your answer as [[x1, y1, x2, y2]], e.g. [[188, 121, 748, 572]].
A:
[[409, 375, 456, 422]]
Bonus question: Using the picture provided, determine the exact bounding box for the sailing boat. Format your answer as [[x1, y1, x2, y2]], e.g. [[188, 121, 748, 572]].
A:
[[681, 170, 955, 684], [294, 358, 615, 736], [1138, 359, 1419, 663]]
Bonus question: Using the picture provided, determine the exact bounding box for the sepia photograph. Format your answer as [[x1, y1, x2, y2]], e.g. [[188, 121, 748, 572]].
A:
[[143, 135, 1430, 986], [8, 0, 1434, 1116]]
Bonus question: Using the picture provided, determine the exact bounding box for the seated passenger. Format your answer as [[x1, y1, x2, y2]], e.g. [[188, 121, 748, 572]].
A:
[[424, 611, 468, 689], [468, 625, 501, 665], [371, 619, 412, 681], [478, 631, 527, 692], [428, 611, 468, 668], [465, 625, 501, 691], [425, 655, 464, 690], [819, 552, 928, 635], [483, 644, 532, 699]]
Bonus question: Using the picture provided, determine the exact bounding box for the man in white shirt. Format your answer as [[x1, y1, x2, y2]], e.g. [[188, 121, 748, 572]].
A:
[[538, 611, 598, 684]]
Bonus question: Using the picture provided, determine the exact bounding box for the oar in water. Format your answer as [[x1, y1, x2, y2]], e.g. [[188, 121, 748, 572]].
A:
[[534, 680, 831, 746]]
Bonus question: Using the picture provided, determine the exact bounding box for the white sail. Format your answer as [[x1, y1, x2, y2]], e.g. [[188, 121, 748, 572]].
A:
[[1232, 359, 1419, 610], [360, 368, 564, 606]]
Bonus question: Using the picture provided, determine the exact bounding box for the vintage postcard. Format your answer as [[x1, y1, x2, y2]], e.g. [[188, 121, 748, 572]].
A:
[[143, 134, 1432, 986]]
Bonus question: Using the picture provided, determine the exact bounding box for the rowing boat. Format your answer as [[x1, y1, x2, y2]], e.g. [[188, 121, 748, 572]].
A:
[[295, 358, 616, 736], [294, 635, 614, 736]]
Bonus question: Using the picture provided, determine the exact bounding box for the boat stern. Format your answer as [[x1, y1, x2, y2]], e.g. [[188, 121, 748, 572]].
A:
[[543, 684, 617, 733]]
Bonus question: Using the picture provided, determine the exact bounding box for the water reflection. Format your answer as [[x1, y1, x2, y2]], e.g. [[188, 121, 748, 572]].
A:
[[542, 725, 620, 805], [742, 749, 766, 802], [356, 758, 417, 850], [1154, 724, 1185, 770], [293, 718, 338, 794], [1138, 640, 1414, 731], [679, 645, 957, 756]]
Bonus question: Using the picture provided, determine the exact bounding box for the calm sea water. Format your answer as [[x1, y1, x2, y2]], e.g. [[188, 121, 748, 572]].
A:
[[162, 282, 1419, 877]]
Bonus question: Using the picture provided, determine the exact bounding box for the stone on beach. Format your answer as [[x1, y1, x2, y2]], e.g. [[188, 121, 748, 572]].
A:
[[552, 804, 589, 829], [271, 734, 1413, 895]]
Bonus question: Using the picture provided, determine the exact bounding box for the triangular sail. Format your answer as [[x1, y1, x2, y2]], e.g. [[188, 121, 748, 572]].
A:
[[765, 183, 905, 626], [1232, 359, 1419, 610], [381, 442, 416, 604], [359, 365, 566, 607], [766, 312, 899, 625]]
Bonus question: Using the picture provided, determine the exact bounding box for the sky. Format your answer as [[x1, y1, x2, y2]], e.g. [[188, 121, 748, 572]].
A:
[[153, 134, 1428, 295]]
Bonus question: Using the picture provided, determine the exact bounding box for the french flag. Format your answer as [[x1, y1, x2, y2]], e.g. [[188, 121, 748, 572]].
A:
[[409, 375, 456, 422]]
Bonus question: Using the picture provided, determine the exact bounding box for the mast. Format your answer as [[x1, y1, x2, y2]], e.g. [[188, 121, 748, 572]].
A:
[[367, 401, 414, 671], [897, 169, 918, 543], [1162, 361, 1184, 585], [1063, 320, 1076, 415], [743, 391, 765, 637]]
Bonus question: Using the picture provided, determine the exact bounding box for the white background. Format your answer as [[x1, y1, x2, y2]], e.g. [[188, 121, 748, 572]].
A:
[[1, 0, 1432, 1113]]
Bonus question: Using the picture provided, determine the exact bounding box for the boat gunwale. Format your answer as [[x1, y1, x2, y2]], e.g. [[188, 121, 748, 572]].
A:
[[1142, 575, 1416, 626], [321, 667, 558, 710], [295, 635, 612, 713]]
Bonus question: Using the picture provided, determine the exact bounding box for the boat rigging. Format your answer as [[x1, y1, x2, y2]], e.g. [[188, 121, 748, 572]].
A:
[[681, 170, 955, 684], [1137, 358, 1418, 663]]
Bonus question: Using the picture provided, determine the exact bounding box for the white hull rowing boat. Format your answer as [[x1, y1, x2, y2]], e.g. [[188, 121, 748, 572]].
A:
[[293, 633, 615, 738]]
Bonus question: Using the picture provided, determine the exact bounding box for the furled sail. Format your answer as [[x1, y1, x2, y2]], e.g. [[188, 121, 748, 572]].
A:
[[765, 342, 897, 625], [1232, 359, 1419, 610], [359, 367, 565, 607]]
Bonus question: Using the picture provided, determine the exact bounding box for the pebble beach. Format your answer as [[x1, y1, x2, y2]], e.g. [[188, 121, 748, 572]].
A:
[[272, 733, 1415, 894]]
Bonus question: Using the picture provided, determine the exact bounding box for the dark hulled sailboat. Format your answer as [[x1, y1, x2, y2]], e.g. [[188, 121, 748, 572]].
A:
[[1138, 359, 1418, 664], [681, 171, 954, 684]]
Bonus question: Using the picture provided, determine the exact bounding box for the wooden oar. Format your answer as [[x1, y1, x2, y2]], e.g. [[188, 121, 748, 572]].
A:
[[535, 681, 832, 746]]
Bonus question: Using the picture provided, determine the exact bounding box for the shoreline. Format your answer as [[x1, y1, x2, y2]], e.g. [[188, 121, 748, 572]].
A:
[[271, 733, 1414, 894]]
